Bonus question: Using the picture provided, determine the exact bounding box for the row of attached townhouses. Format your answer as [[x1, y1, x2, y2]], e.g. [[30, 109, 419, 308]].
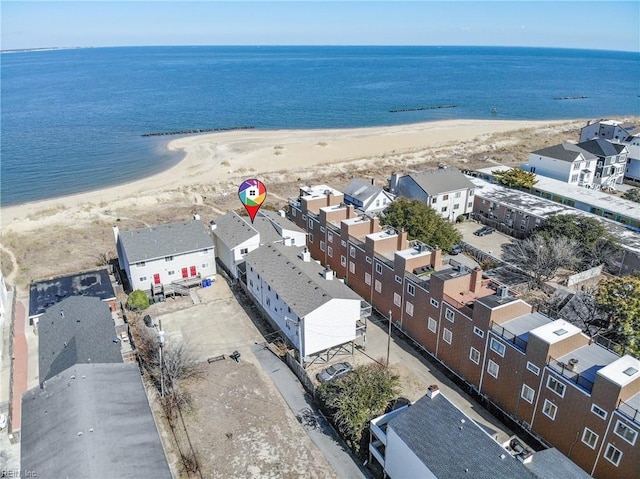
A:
[[287, 184, 640, 479]]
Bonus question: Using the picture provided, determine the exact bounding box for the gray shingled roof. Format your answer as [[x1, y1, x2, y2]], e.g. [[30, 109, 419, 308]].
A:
[[389, 393, 589, 479], [244, 243, 362, 317], [577, 138, 627, 158], [21, 363, 172, 479], [255, 210, 305, 243], [118, 219, 214, 263], [213, 212, 259, 249], [343, 179, 383, 206], [38, 296, 123, 382], [407, 168, 475, 196], [531, 143, 597, 163], [258, 210, 305, 234], [29, 268, 115, 317]]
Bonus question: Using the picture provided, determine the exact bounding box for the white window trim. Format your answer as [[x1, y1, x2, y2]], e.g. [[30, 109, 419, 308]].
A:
[[430, 298, 439, 308], [487, 360, 499, 378], [590, 404, 607, 420], [473, 326, 484, 338], [395, 275, 402, 284], [366, 256, 372, 264], [340, 256, 346, 267], [526, 361, 540, 376], [365, 272, 371, 285], [542, 399, 557, 420], [469, 347, 480, 364], [614, 420, 638, 446], [581, 428, 599, 450], [375, 263, 382, 274], [428, 317, 437, 333], [393, 293, 401, 307], [604, 443, 623, 467], [443, 328, 452, 345], [406, 302, 414, 317], [374, 280, 382, 293], [546, 375, 566, 398], [407, 283, 415, 296], [490, 338, 506, 357], [521, 384, 535, 404], [328, 246, 333, 257], [445, 308, 455, 322], [350, 246, 356, 258]]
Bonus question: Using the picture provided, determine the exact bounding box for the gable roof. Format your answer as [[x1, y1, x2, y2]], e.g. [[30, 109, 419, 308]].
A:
[[38, 296, 123, 383], [389, 392, 590, 479], [531, 143, 597, 163], [255, 210, 305, 242], [29, 268, 115, 318], [213, 212, 259, 249], [577, 138, 627, 157], [244, 243, 362, 317], [118, 219, 214, 263], [406, 168, 475, 196], [21, 363, 172, 479]]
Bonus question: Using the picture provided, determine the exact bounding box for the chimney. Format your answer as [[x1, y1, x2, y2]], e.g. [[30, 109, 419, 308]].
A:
[[430, 246, 442, 269], [427, 384, 440, 399], [322, 266, 334, 281], [278, 209, 286, 217], [497, 285, 509, 298], [369, 216, 379, 234], [112, 225, 119, 243], [470, 267, 483, 293], [300, 247, 311, 262], [325, 189, 332, 206], [209, 220, 217, 231], [193, 213, 201, 221], [371, 177, 375, 186], [397, 230, 408, 250], [346, 204, 355, 219], [389, 172, 399, 194]]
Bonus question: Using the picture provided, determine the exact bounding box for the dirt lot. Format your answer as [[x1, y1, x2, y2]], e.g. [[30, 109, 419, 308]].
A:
[[146, 280, 336, 479]]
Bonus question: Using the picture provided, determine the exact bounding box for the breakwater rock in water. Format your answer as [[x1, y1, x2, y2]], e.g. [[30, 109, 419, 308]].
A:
[[389, 105, 457, 113], [142, 126, 255, 137], [553, 96, 589, 100]]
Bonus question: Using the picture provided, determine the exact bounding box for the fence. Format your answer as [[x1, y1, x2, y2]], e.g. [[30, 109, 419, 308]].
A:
[[284, 351, 316, 397], [547, 356, 595, 393], [490, 322, 528, 352], [618, 399, 640, 424]]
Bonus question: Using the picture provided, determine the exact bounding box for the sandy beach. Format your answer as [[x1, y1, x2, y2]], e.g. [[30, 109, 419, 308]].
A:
[[0, 117, 594, 290]]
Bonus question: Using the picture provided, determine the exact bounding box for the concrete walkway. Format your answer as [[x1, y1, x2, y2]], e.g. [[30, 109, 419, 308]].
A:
[[10, 300, 27, 435], [252, 344, 368, 479]]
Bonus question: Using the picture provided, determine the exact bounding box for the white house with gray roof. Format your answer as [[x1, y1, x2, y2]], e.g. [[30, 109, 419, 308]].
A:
[[212, 211, 306, 279], [343, 178, 395, 215], [114, 218, 216, 292], [244, 243, 368, 364], [389, 167, 475, 220]]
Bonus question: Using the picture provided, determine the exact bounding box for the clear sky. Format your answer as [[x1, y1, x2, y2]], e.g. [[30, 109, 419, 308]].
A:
[[2, 1, 639, 52]]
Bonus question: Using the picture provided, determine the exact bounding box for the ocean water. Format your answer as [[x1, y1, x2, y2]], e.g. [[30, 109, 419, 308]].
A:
[[1, 46, 639, 206]]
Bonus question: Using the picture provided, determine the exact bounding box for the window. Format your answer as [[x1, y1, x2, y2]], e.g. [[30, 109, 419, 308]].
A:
[[375, 263, 383, 274], [394, 293, 401, 307], [570, 174, 579, 183], [365, 272, 371, 285], [582, 428, 599, 449], [473, 326, 484, 338], [168, 270, 175, 276], [328, 246, 333, 257], [441, 206, 448, 213], [395, 275, 402, 284], [443, 194, 449, 200], [308, 218, 313, 228], [320, 241, 325, 251], [302, 215, 306, 221], [341, 240, 347, 247], [137, 261, 146, 268], [431, 197, 437, 204], [328, 232, 334, 243], [240, 248, 249, 255], [591, 404, 607, 420], [487, 360, 499, 378], [165, 256, 173, 262], [428, 317, 437, 332], [266, 298, 271, 307], [490, 338, 506, 357], [453, 204, 460, 210], [406, 302, 414, 317], [202, 263, 209, 268], [469, 347, 480, 364], [430, 298, 439, 308], [547, 376, 566, 398], [443, 328, 452, 345], [309, 233, 314, 243], [139, 276, 147, 282], [604, 444, 622, 467], [454, 191, 461, 198], [374, 280, 382, 293], [468, 202, 473, 208], [407, 284, 415, 296], [340, 256, 346, 267], [350, 246, 356, 258], [542, 400, 557, 420], [349, 262, 356, 274], [366, 256, 372, 264], [526, 361, 540, 375], [614, 421, 638, 445], [320, 226, 325, 233], [445, 308, 455, 322], [521, 384, 535, 403]]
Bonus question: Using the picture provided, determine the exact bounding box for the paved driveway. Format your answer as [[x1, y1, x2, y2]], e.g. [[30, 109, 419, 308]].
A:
[[456, 221, 513, 259]]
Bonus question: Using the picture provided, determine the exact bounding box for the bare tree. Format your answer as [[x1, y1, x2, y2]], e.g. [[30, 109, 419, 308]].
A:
[[558, 288, 609, 337], [502, 234, 579, 288]]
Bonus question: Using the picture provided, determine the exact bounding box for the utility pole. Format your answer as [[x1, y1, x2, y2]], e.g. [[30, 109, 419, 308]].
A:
[[386, 310, 392, 368], [157, 319, 165, 397]]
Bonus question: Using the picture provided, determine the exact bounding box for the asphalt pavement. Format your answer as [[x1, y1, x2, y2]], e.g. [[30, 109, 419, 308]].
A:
[[252, 344, 369, 479]]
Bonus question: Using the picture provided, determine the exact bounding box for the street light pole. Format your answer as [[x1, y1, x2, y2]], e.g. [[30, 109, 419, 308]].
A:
[[386, 310, 392, 368], [157, 320, 165, 397]]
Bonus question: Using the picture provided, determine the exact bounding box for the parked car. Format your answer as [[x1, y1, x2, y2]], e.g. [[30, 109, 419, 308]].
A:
[[478, 227, 495, 236], [450, 244, 463, 255], [316, 362, 353, 383], [0, 413, 7, 430], [474, 226, 494, 237]]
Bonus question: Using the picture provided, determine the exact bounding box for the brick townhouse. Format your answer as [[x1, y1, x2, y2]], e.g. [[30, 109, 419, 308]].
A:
[[287, 184, 640, 479]]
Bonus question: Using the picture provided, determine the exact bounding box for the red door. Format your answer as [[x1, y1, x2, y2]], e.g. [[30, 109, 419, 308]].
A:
[[190, 265, 197, 277], [181, 268, 188, 278], [153, 274, 161, 285]]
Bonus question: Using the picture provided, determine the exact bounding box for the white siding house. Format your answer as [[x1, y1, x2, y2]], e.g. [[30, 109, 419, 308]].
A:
[[342, 178, 395, 215], [114, 219, 216, 292], [525, 143, 597, 186], [389, 168, 475, 220], [244, 243, 367, 364]]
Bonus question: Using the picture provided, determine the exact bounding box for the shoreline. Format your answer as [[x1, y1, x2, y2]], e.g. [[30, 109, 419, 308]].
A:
[[0, 118, 579, 232]]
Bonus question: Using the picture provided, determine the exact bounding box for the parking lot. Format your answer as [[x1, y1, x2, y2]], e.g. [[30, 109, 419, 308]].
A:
[[456, 220, 514, 259]]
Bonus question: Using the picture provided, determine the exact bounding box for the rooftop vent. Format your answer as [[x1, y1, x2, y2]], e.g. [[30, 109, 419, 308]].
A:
[[427, 384, 440, 399], [553, 328, 568, 336], [496, 285, 509, 298]]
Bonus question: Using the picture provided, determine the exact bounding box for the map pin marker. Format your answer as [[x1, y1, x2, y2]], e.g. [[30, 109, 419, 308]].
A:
[[238, 179, 267, 223]]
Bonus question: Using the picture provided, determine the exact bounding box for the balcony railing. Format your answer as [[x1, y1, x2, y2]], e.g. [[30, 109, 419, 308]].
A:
[[490, 321, 528, 352], [360, 301, 372, 319], [617, 399, 640, 425], [547, 356, 595, 393]]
